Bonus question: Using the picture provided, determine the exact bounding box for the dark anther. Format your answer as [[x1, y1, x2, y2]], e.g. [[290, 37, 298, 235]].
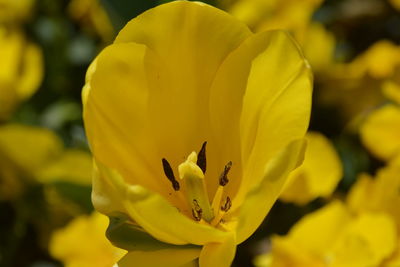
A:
[[162, 158, 180, 191], [219, 161, 232, 186], [192, 209, 202, 221], [197, 141, 207, 174], [192, 199, 203, 221], [221, 196, 232, 212]]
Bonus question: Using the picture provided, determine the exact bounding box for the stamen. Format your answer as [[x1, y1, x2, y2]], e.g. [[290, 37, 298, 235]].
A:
[[211, 186, 224, 216], [197, 141, 207, 174], [162, 158, 180, 191], [192, 199, 203, 221], [219, 161, 232, 186], [191, 209, 201, 221], [221, 196, 232, 212], [210, 196, 232, 227]]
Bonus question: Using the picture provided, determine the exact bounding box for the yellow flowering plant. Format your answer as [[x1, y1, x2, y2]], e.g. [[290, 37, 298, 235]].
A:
[[82, 1, 312, 266]]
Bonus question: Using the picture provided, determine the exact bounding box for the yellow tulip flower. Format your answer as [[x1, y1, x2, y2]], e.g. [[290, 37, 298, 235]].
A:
[[0, 27, 43, 120], [280, 131, 342, 205], [83, 1, 312, 266], [256, 201, 397, 267], [50, 212, 126, 267]]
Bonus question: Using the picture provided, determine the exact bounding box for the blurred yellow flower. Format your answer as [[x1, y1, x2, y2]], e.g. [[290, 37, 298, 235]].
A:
[[390, 0, 400, 11], [383, 80, 400, 105], [256, 201, 397, 267], [280, 131, 342, 205], [68, 0, 114, 42], [0, 124, 92, 200], [340, 40, 400, 80], [300, 23, 335, 72], [347, 158, 400, 228], [226, 0, 335, 72], [50, 212, 126, 267], [228, 0, 322, 33], [36, 149, 93, 185], [317, 41, 400, 122], [0, 0, 35, 23], [360, 104, 400, 160], [83, 1, 312, 266], [0, 27, 43, 120], [347, 158, 400, 265]]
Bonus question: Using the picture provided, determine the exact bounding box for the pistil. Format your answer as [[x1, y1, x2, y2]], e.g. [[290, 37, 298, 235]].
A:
[[178, 152, 215, 222]]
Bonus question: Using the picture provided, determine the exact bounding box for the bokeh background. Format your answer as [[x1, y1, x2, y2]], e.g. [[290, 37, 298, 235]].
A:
[[0, 0, 399, 266]]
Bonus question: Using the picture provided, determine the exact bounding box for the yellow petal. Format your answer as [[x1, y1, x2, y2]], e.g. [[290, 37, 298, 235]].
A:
[[382, 80, 400, 105], [115, 1, 251, 193], [301, 23, 335, 72], [95, 161, 230, 246], [16, 42, 43, 100], [199, 232, 236, 267], [287, 201, 351, 255], [384, 239, 400, 266], [106, 214, 199, 251], [124, 183, 230, 246], [118, 248, 200, 267], [238, 30, 312, 200], [50, 212, 126, 267], [35, 149, 92, 185], [360, 104, 400, 160], [331, 212, 397, 267], [208, 30, 303, 202], [68, 0, 115, 42], [265, 201, 350, 267], [92, 160, 127, 216], [0, 80, 18, 120], [0, 28, 42, 99], [267, 237, 325, 267], [0, 146, 25, 200], [346, 173, 375, 214], [84, 42, 165, 196], [353, 40, 400, 79], [0, 28, 42, 118], [280, 131, 342, 205], [0, 124, 63, 174], [390, 0, 400, 10], [0, 0, 35, 23], [234, 139, 307, 244]]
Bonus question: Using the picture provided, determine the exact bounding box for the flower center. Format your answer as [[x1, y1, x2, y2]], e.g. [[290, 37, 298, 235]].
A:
[[162, 142, 232, 225]]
